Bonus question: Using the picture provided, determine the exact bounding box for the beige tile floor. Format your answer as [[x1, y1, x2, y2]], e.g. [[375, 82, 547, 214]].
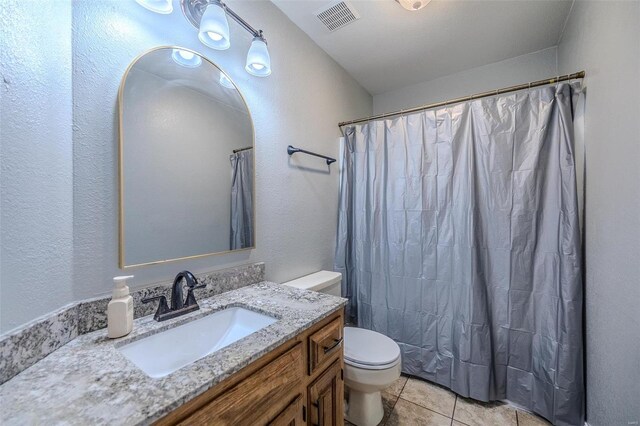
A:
[[345, 375, 551, 426]]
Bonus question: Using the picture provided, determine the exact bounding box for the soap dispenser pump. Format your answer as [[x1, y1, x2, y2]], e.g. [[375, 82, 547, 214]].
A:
[[108, 275, 135, 338]]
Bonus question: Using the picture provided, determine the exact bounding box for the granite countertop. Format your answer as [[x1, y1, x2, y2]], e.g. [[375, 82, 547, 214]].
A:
[[0, 282, 346, 425]]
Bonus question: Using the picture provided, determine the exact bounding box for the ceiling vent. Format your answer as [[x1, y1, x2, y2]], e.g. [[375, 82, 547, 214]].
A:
[[315, 1, 360, 32]]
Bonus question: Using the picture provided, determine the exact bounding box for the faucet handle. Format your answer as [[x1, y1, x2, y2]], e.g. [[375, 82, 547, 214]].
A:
[[184, 284, 206, 307], [142, 295, 170, 321]]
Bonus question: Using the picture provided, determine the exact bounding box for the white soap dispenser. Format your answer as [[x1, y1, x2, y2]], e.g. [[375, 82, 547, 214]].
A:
[[108, 275, 134, 338]]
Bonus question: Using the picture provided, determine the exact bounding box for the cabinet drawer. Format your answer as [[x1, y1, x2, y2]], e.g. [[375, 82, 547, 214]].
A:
[[179, 343, 303, 425], [308, 317, 343, 375]]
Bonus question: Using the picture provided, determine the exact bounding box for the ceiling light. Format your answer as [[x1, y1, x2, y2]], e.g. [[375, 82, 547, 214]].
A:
[[198, 1, 230, 50], [245, 35, 271, 77], [171, 49, 202, 68], [134, 0, 173, 14], [395, 0, 431, 11], [219, 73, 236, 89]]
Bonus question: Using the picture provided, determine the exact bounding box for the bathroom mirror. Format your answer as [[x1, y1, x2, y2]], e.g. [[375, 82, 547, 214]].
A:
[[119, 47, 255, 268]]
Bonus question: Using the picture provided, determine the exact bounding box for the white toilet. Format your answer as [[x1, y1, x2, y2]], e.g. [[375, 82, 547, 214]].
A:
[[283, 271, 401, 426]]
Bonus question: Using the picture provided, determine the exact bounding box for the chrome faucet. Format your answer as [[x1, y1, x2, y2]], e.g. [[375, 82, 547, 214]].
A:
[[142, 270, 206, 321]]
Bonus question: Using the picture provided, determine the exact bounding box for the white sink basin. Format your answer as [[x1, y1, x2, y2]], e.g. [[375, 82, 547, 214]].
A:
[[118, 307, 278, 378]]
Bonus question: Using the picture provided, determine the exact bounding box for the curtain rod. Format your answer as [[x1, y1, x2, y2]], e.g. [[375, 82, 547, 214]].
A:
[[338, 71, 585, 128], [233, 146, 253, 153]]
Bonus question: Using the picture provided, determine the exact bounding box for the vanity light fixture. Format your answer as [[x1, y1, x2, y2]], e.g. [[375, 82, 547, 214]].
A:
[[171, 49, 203, 67], [395, 0, 431, 11], [134, 0, 173, 14], [197, 0, 230, 50], [181, 0, 271, 77], [245, 34, 271, 77]]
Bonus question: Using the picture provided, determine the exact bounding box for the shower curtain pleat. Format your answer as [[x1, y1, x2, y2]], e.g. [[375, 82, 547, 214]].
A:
[[335, 83, 584, 425], [230, 149, 254, 250]]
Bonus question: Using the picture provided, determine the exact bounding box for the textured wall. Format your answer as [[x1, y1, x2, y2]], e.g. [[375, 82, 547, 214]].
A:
[[557, 2, 640, 425], [373, 47, 557, 114], [1, 0, 371, 333], [69, 2, 371, 312], [0, 1, 74, 332]]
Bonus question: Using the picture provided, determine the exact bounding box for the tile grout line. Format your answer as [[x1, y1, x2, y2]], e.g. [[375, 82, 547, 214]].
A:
[[384, 375, 552, 426], [451, 395, 458, 425], [383, 377, 407, 426], [391, 376, 535, 426], [398, 377, 458, 420], [397, 375, 409, 396], [396, 397, 458, 423]]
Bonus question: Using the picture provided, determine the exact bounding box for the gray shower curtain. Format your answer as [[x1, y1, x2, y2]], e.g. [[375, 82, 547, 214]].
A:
[[230, 149, 254, 249], [335, 83, 583, 425]]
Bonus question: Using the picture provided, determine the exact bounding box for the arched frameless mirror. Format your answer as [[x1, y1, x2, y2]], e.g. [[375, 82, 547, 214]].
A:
[[119, 47, 255, 268]]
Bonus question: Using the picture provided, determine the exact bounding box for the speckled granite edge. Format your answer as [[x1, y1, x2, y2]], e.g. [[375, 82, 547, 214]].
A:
[[0, 262, 264, 385], [0, 304, 78, 387]]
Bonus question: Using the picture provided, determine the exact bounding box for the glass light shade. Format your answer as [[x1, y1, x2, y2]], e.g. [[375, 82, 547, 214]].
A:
[[171, 49, 202, 68], [198, 3, 230, 50], [219, 73, 236, 89], [134, 0, 173, 14], [396, 0, 431, 11], [245, 38, 271, 77]]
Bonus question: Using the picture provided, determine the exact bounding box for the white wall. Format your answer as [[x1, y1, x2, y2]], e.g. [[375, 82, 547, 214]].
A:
[[0, 0, 371, 333], [557, 2, 640, 425], [373, 47, 557, 114], [0, 1, 74, 332]]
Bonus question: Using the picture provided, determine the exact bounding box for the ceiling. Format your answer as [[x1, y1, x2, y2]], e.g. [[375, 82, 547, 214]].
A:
[[272, 0, 573, 95]]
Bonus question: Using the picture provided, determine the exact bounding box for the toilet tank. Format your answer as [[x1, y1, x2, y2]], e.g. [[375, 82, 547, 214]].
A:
[[282, 271, 342, 297]]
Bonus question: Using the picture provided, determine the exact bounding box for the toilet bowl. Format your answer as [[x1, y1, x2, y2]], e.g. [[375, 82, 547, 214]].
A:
[[282, 271, 402, 426], [343, 327, 401, 426]]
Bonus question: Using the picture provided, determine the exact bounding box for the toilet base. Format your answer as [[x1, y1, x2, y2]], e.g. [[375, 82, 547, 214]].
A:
[[345, 389, 384, 426]]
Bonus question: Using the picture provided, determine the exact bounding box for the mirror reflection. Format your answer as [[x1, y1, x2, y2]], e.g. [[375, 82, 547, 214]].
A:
[[119, 47, 254, 268]]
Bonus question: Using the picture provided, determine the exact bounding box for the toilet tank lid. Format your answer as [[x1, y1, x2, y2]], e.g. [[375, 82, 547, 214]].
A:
[[282, 270, 342, 291]]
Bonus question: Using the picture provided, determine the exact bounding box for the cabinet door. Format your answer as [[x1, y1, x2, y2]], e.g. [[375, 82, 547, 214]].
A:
[[268, 394, 304, 426], [307, 360, 343, 426]]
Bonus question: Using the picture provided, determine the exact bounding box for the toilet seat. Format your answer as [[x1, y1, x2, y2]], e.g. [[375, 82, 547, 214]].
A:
[[344, 327, 401, 370]]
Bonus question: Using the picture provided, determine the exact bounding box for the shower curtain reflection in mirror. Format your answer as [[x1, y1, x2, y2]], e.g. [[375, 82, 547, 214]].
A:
[[230, 148, 254, 250], [335, 83, 584, 426]]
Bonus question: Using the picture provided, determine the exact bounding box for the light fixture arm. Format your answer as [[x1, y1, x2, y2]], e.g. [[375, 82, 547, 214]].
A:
[[222, 3, 263, 40]]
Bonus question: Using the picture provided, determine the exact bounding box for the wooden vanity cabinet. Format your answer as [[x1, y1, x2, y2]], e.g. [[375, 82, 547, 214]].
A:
[[156, 309, 344, 426]]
